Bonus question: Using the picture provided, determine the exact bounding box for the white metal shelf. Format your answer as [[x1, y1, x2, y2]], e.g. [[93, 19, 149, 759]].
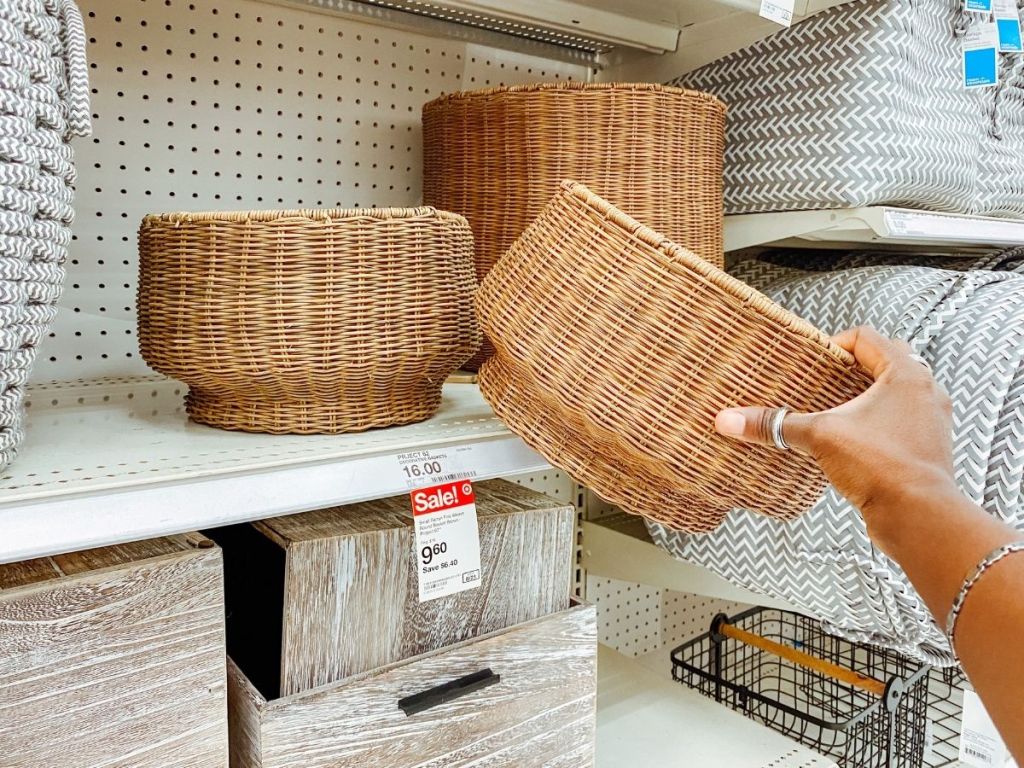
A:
[[725, 206, 1024, 252], [266, 0, 681, 66], [582, 513, 798, 612], [597, 644, 838, 767], [0, 376, 548, 564]]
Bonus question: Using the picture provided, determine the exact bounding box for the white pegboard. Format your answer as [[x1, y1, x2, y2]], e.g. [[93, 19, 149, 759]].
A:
[[39, 0, 589, 383], [503, 469, 575, 504], [588, 575, 664, 657], [661, 591, 749, 649], [587, 574, 749, 658]]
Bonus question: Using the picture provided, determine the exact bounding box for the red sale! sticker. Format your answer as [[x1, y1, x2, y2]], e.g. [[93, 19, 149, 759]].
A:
[[410, 479, 482, 602], [410, 480, 476, 516]]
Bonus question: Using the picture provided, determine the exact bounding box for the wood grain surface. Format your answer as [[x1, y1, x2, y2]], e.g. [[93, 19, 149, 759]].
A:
[[229, 603, 596, 768], [257, 479, 575, 696], [0, 537, 228, 767]]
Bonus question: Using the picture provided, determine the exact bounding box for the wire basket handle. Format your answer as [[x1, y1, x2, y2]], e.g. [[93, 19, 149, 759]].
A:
[[713, 617, 888, 698]]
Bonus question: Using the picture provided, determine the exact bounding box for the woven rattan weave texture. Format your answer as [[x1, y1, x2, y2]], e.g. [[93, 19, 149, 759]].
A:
[[423, 82, 726, 369], [138, 208, 480, 434], [476, 182, 872, 532]]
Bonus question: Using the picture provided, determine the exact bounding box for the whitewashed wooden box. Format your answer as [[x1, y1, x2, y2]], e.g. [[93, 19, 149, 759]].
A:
[[228, 601, 596, 768], [0, 533, 228, 767], [209, 478, 576, 697]]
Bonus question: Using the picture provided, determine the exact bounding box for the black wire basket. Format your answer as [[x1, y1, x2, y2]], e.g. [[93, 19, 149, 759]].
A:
[[671, 607, 932, 768]]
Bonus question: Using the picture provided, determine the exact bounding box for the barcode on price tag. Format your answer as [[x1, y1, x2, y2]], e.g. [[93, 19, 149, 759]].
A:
[[959, 690, 1015, 767], [760, 0, 795, 27], [411, 479, 482, 603], [395, 447, 479, 489]]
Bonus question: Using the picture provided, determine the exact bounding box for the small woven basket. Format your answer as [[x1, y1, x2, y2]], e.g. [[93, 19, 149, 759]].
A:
[[476, 181, 873, 532], [423, 81, 726, 369], [138, 208, 480, 434]]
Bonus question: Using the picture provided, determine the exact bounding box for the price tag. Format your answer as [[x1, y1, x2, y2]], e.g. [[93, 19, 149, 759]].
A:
[[963, 22, 1000, 88], [760, 0, 795, 27], [395, 446, 480, 489], [959, 689, 1017, 767], [410, 479, 482, 602], [995, 0, 1023, 52], [966, 0, 994, 12]]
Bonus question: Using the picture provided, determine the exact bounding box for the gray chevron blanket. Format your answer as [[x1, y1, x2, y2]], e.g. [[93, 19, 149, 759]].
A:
[[672, 0, 1024, 218], [648, 253, 1024, 665]]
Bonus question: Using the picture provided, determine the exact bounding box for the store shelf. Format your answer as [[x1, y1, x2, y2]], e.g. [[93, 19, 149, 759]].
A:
[[600, 0, 854, 81], [582, 513, 798, 611], [0, 376, 548, 564], [725, 206, 1024, 252], [597, 643, 838, 767], [266, 0, 680, 65]]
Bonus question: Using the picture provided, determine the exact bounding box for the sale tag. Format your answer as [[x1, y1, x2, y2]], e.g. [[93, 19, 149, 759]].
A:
[[395, 447, 479, 490], [963, 22, 1000, 88], [959, 690, 1017, 767], [760, 0, 795, 26], [995, 0, 1023, 52], [410, 479, 482, 602], [966, 0, 994, 12]]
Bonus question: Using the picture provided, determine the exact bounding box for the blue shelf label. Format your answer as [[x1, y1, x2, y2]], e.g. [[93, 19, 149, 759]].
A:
[[995, 1, 1023, 52], [998, 18, 1023, 51], [966, 0, 993, 12], [963, 22, 1000, 88]]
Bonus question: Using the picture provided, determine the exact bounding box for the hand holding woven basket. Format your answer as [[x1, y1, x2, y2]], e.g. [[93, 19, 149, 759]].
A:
[[476, 181, 873, 532]]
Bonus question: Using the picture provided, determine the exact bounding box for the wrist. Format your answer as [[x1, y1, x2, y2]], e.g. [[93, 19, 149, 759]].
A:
[[859, 472, 963, 553]]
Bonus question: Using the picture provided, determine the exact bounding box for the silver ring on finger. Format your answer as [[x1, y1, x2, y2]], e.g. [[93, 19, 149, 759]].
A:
[[771, 407, 791, 451], [908, 353, 931, 372]]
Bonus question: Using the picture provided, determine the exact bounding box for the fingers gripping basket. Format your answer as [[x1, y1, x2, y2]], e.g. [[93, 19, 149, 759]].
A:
[[423, 82, 726, 369], [137, 208, 480, 434], [0, 0, 90, 469], [476, 182, 873, 532]]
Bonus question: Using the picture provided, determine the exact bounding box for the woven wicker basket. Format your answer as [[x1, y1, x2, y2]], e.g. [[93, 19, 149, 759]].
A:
[[138, 208, 480, 434], [476, 182, 873, 532], [0, 0, 90, 470], [423, 81, 726, 369]]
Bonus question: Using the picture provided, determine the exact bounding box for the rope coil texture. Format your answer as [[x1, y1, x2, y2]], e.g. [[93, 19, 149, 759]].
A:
[[423, 81, 726, 369], [137, 208, 481, 434], [649, 249, 1024, 666], [0, 0, 89, 470], [475, 181, 872, 533]]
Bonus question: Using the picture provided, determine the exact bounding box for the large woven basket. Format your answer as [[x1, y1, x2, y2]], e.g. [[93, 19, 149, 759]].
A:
[[476, 182, 873, 532], [423, 82, 726, 369], [0, 0, 90, 469], [138, 208, 480, 434]]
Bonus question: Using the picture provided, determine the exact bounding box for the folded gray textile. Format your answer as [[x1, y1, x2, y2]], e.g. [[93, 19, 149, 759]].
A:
[[672, 0, 1024, 218], [648, 252, 1024, 665]]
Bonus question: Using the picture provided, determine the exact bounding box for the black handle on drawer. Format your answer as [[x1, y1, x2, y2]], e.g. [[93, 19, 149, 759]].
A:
[[398, 668, 501, 716]]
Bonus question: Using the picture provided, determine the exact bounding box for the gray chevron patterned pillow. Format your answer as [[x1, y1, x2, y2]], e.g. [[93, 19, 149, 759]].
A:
[[672, 0, 1016, 217], [647, 257, 1024, 665]]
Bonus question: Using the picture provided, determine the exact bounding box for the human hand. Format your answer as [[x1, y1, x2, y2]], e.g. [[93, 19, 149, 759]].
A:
[[714, 326, 957, 545]]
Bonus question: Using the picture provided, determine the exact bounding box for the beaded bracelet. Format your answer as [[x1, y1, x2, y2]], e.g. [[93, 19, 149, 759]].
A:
[[946, 541, 1024, 649]]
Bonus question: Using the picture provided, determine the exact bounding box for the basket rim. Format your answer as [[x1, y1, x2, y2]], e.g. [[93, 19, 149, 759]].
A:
[[554, 180, 857, 367], [140, 207, 469, 226], [424, 81, 726, 112]]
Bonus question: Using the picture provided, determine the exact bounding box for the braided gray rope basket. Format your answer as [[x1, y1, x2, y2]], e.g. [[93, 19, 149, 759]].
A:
[[0, 0, 90, 469]]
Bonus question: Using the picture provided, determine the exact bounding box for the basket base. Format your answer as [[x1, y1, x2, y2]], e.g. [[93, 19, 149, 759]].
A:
[[185, 386, 444, 435], [462, 340, 495, 372], [477, 352, 731, 533]]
